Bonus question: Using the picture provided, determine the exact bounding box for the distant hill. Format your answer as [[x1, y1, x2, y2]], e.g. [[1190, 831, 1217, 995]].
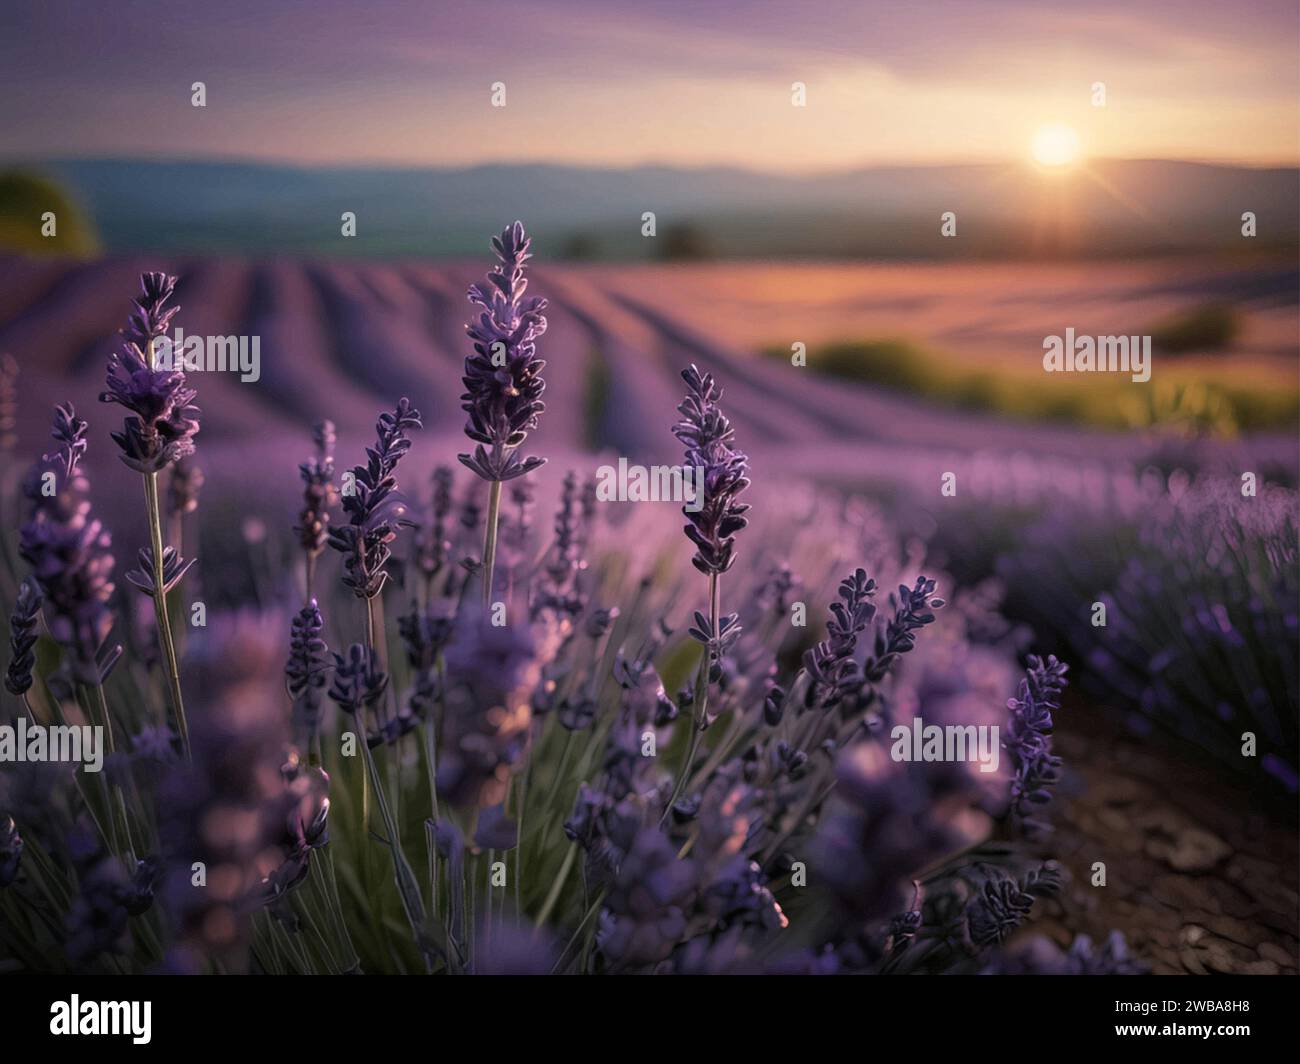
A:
[[7, 156, 1297, 258]]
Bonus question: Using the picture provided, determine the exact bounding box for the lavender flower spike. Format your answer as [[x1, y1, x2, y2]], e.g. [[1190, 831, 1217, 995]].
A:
[[458, 221, 548, 484], [18, 405, 122, 686], [100, 272, 200, 475], [329, 400, 422, 600], [672, 364, 750, 577], [101, 273, 197, 756], [286, 599, 331, 746], [460, 222, 548, 606], [4, 577, 42, 696], [662, 365, 750, 820], [295, 420, 337, 602], [1004, 654, 1070, 836]]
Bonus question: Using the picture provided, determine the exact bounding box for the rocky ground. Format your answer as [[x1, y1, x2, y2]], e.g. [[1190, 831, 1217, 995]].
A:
[[1032, 709, 1298, 975]]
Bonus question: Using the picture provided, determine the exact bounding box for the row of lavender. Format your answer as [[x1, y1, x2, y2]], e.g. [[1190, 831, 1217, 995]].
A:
[[917, 461, 1298, 795], [0, 225, 1138, 974]]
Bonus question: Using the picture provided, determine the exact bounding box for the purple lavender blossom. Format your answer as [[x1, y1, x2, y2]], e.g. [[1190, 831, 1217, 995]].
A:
[[595, 826, 697, 970], [294, 420, 336, 565], [473, 921, 558, 975], [327, 643, 388, 719], [99, 272, 200, 474], [998, 478, 1296, 791], [585, 770, 785, 974], [63, 826, 135, 965], [398, 600, 455, 721], [671, 364, 750, 577], [329, 399, 421, 599], [166, 456, 204, 521], [4, 577, 42, 696], [158, 624, 292, 973], [1004, 654, 1069, 835], [285, 599, 330, 744], [803, 568, 877, 710], [812, 742, 984, 968], [60, 825, 160, 968], [437, 604, 537, 808], [961, 863, 1062, 952], [500, 478, 536, 575], [326, 632, 411, 745], [965, 875, 1036, 948], [756, 562, 802, 618], [984, 930, 1146, 974], [48, 402, 87, 479], [863, 577, 946, 684], [259, 752, 331, 914], [459, 221, 548, 483], [18, 405, 122, 685], [532, 470, 588, 619], [410, 465, 454, 593], [123, 271, 181, 349]]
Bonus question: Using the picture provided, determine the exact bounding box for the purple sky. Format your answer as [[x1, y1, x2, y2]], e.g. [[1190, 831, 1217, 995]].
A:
[[1, 0, 1297, 170]]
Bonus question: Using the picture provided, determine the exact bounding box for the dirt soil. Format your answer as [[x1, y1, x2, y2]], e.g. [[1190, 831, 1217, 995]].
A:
[[1030, 709, 1298, 975]]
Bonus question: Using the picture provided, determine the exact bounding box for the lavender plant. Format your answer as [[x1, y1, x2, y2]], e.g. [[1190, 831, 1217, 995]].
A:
[[459, 222, 549, 606], [295, 420, 337, 603], [1004, 654, 1069, 837], [991, 477, 1298, 793], [0, 232, 1156, 978], [165, 456, 204, 559], [664, 364, 749, 816], [328, 399, 421, 641], [100, 273, 199, 756], [18, 404, 122, 688], [286, 599, 330, 750]]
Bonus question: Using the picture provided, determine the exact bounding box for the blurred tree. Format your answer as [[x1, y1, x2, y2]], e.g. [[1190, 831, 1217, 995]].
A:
[[1149, 302, 1239, 355], [659, 222, 712, 261], [561, 232, 601, 261], [0, 170, 100, 254]]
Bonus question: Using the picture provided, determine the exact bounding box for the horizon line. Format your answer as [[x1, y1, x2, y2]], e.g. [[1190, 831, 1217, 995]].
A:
[[4, 152, 1298, 178]]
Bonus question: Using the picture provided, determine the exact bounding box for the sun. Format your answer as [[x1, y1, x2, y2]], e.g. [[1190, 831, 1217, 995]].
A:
[[1030, 124, 1081, 169]]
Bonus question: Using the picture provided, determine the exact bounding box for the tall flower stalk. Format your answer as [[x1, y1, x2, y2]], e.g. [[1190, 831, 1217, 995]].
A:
[[325, 399, 434, 966], [664, 364, 749, 818], [100, 273, 199, 757], [19, 404, 122, 690], [458, 221, 549, 607], [328, 399, 421, 664], [295, 420, 336, 604], [18, 404, 133, 853], [1004, 654, 1069, 837]]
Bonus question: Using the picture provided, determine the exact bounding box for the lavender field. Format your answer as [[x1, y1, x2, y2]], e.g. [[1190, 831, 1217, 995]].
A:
[[0, 236, 1296, 978], [3, 254, 1296, 485], [2, 0, 1299, 995]]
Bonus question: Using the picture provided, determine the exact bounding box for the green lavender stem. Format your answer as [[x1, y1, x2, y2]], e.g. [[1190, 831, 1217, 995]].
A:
[[142, 470, 189, 758], [481, 478, 503, 608], [357, 719, 435, 970], [661, 572, 716, 824], [304, 551, 317, 605]]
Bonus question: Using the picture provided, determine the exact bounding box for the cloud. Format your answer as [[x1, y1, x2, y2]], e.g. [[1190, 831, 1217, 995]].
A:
[[1, 0, 1295, 167]]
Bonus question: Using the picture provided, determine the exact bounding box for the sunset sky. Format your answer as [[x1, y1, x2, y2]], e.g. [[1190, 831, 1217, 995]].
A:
[[1, 0, 1297, 172]]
